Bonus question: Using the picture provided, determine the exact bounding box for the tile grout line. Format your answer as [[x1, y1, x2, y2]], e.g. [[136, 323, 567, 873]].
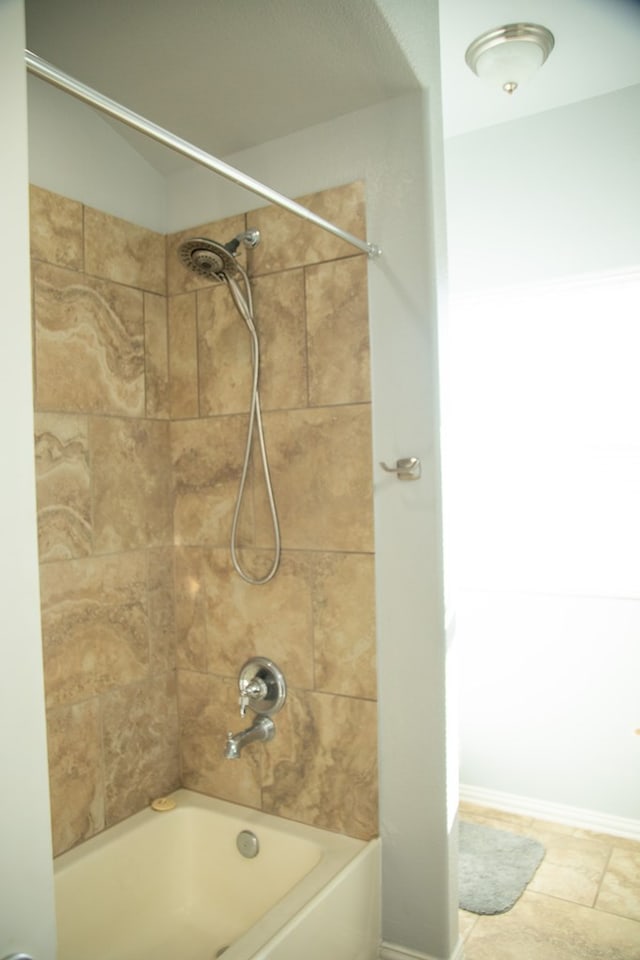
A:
[[591, 844, 616, 910]]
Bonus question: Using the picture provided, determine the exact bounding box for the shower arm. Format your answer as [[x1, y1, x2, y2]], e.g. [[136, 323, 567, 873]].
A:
[[25, 50, 382, 260]]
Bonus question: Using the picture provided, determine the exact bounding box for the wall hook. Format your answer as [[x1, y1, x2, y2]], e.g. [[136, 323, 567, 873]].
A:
[[379, 457, 421, 481]]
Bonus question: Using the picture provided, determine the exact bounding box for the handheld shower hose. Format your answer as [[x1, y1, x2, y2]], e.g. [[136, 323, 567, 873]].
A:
[[225, 264, 281, 585]]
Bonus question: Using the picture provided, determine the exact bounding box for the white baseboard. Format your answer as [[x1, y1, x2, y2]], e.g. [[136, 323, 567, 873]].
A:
[[380, 937, 465, 960], [460, 783, 640, 841]]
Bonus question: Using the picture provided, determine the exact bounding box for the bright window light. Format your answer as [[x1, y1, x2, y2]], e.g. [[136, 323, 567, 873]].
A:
[[443, 269, 640, 598]]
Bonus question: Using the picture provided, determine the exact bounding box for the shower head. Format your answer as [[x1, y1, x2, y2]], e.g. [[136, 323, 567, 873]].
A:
[[178, 237, 238, 281], [178, 230, 260, 281]]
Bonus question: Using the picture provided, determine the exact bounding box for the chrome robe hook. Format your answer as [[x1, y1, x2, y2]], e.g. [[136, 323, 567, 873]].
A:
[[379, 457, 421, 481]]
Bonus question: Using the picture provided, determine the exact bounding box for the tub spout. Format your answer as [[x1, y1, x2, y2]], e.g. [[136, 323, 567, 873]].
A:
[[225, 714, 275, 759]]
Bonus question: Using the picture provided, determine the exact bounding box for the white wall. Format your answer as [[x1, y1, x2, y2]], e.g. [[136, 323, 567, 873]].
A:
[[28, 75, 167, 232], [0, 1, 57, 956], [458, 591, 640, 821], [445, 87, 640, 828], [445, 84, 640, 293]]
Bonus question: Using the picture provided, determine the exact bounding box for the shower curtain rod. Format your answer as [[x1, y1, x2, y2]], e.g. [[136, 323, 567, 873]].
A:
[[25, 50, 382, 260]]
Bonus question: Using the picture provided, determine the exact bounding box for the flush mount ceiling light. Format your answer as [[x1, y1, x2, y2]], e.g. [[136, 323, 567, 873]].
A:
[[465, 23, 555, 95]]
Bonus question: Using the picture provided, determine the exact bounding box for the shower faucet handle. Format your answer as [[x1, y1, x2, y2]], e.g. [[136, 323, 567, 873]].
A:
[[239, 676, 268, 717]]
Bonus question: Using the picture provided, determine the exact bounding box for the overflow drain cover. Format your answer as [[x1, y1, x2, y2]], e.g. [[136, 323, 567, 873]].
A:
[[236, 829, 259, 858]]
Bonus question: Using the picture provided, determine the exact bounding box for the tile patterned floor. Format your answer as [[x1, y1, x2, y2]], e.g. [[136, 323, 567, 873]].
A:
[[459, 802, 640, 959]]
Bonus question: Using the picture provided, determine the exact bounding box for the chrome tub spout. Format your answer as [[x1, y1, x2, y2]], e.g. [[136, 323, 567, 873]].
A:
[[225, 714, 275, 759]]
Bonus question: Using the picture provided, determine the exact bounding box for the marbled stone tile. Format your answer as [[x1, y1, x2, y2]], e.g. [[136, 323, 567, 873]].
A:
[[556, 828, 640, 853], [231, 544, 284, 584], [34, 412, 91, 562], [248, 427, 282, 554], [256, 405, 374, 552], [197, 267, 308, 416], [147, 547, 176, 674], [463, 890, 640, 960], [144, 292, 170, 419], [186, 548, 313, 687], [46, 699, 104, 856], [249, 182, 366, 275], [33, 262, 145, 416], [174, 547, 209, 673], [171, 415, 253, 547], [262, 689, 378, 840], [103, 672, 180, 827], [251, 269, 307, 411], [40, 552, 149, 708], [168, 293, 199, 419], [178, 669, 262, 807], [90, 417, 171, 553], [84, 205, 165, 294], [30, 185, 83, 270], [312, 552, 377, 699], [197, 282, 253, 416], [305, 256, 370, 406], [596, 847, 640, 921], [166, 214, 247, 296], [528, 829, 611, 906]]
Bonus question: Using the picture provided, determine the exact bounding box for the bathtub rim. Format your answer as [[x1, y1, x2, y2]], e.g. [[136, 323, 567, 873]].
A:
[[53, 787, 370, 870]]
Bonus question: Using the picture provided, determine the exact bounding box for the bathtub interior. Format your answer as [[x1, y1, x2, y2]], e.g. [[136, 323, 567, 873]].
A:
[[54, 789, 376, 960]]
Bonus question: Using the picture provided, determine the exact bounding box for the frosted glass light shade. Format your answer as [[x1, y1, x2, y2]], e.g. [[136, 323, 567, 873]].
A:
[[465, 23, 555, 94]]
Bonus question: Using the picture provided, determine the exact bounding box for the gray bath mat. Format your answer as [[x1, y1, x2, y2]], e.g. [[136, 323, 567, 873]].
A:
[[459, 821, 545, 915]]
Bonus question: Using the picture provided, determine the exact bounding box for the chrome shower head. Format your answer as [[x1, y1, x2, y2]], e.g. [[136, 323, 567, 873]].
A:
[[178, 237, 237, 281], [177, 230, 261, 281]]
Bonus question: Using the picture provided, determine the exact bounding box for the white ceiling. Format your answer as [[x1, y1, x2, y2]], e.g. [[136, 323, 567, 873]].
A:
[[24, 0, 421, 173], [24, 0, 640, 171]]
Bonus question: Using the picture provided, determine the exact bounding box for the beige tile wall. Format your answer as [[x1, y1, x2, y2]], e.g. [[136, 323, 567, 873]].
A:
[[30, 180, 377, 854], [31, 185, 178, 856], [169, 182, 377, 841]]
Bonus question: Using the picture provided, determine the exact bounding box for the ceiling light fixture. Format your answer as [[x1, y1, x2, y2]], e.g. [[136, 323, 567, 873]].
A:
[[465, 23, 555, 95]]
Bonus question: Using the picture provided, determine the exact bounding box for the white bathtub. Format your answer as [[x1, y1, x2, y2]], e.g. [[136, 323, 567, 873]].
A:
[[54, 789, 380, 960]]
